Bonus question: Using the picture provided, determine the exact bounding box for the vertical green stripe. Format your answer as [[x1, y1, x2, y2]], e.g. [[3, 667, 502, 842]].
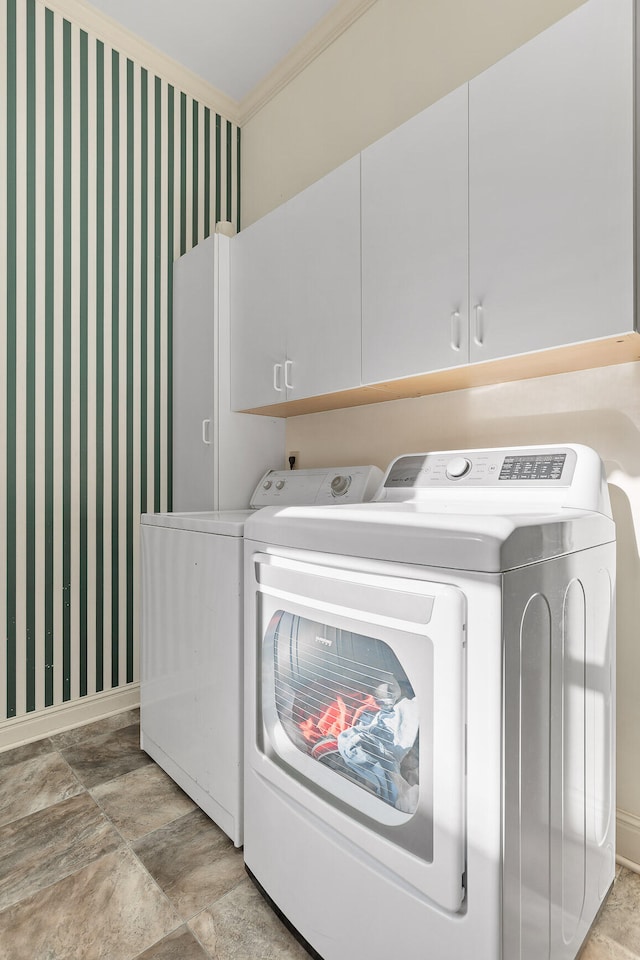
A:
[[167, 85, 174, 511], [2, 4, 239, 719], [62, 18, 72, 702], [204, 107, 210, 238], [153, 76, 162, 513], [111, 48, 120, 687], [44, 7, 55, 707], [6, 0, 17, 718], [25, 0, 37, 712], [215, 113, 221, 224], [179, 91, 186, 256], [140, 69, 148, 516], [236, 126, 241, 233], [192, 99, 198, 246], [79, 30, 88, 698], [226, 119, 232, 222], [125, 59, 134, 684], [95, 40, 105, 693]]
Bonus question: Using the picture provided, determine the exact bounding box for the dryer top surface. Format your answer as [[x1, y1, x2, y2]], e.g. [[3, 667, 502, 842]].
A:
[[244, 444, 615, 572], [244, 501, 614, 572]]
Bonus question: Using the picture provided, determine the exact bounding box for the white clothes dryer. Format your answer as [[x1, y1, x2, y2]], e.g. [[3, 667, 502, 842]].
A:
[[139, 464, 382, 846], [243, 444, 615, 960]]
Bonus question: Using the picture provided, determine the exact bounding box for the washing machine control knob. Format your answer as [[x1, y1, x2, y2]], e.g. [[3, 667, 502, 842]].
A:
[[331, 475, 351, 496], [275, 479, 285, 490], [446, 456, 472, 480], [262, 479, 272, 490]]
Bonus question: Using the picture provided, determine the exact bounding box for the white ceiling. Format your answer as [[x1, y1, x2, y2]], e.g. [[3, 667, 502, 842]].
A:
[[84, 0, 344, 102]]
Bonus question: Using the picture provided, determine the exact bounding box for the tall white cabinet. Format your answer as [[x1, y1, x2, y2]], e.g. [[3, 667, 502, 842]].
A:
[[172, 234, 284, 511], [468, 0, 633, 363], [230, 158, 361, 410]]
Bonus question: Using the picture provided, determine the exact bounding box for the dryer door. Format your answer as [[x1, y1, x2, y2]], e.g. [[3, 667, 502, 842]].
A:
[[250, 550, 467, 912]]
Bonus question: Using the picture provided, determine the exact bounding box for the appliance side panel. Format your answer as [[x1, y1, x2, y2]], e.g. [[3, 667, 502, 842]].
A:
[[561, 579, 587, 946], [503, 580, 552, 960], [503, 543, 616, 960], [140, 523, 244, 843]]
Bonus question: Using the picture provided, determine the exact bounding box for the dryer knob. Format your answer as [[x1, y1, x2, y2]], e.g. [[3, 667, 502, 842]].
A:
[[275, 479, 285, 490], [262, 479, 272, 490], [331, 475, 351, 496], [446, 456, 472, 480]]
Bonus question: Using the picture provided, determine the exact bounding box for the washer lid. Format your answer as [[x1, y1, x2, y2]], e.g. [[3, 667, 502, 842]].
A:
[[141, 509, 252, 536], [244, 501, 615, 572]]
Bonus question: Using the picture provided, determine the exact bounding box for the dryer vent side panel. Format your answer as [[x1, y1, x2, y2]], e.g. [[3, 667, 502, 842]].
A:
[[502, 543, 616, 960], [503, 585, 552, 960]]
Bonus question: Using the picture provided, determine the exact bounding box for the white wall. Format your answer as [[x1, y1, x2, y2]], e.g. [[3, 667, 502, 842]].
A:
[[242, 0, 640, 863]]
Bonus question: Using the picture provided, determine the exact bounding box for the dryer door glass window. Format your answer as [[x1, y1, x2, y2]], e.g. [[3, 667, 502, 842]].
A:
[[269, 611, 419, 814]]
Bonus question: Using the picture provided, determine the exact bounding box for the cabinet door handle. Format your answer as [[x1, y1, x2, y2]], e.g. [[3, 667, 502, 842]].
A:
[[284, 359, 294, 390], [473, 303, 484, 346], [201, 419, 211, 445], [273, 363, 283, 392], [450, 311, 461, 351]]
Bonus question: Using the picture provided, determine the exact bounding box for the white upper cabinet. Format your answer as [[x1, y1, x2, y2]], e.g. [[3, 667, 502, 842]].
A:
[[468, 0, 634, 363], [230, 201, 288, 411], [361, 84, 469, 383], [231, 157, 361, 410], [285, 156, 361, 401], [231, 0, 636, 413]]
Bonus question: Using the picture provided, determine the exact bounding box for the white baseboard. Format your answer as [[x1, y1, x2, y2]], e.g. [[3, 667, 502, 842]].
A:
[[616, 809, 640, 874], [0, 684, 140, 752]]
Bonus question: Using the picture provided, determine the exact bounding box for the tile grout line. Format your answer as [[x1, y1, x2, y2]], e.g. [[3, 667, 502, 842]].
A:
[[184, 875, 253, 960]]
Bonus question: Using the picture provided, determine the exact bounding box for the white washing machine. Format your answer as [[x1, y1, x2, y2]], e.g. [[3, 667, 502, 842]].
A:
[[243, 444, 616, 960], [139, 464, 382, 846]]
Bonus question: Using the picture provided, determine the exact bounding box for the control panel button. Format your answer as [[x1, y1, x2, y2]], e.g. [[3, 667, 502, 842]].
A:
[[262, 480, 272, 490], [275, 479, 285, 490], [445, 456, 472, 480], [331, 475, 351, 496]]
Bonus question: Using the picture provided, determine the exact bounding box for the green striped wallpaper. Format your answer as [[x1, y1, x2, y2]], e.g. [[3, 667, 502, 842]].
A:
[[1, 0, 240, 720]]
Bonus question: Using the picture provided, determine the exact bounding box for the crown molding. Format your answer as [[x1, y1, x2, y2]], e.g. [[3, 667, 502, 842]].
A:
[[237, 0, 378, 125], [37, 0, 378, 128], [36, 0, 241, 123]]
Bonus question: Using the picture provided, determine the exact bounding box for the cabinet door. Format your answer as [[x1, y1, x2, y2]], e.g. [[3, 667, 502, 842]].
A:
[[173, 238, 215, 511], [285, 157, 362, 400], [469, 0, 633, 363], [361, 85, 469, 384], [230, 203, 288, 410]]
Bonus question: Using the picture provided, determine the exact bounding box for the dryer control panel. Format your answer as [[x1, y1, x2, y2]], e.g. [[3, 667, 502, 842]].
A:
[[384, 447, 577, 489], [379, 444, 611, 517]]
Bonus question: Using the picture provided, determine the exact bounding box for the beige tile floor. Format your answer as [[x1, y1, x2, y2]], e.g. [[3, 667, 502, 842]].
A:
[[0, 708, 635, 960], [0, 710, 307, 960]]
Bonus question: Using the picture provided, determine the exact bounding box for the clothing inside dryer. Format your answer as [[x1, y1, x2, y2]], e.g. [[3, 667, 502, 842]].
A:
[[268, 610, 419, 813]]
